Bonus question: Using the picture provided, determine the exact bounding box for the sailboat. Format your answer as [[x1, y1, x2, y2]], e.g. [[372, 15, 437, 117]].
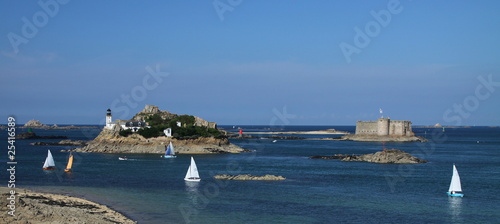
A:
[[447, 164, 464, 197], [163, 142, 176, 158], [184, 157, 201, 182], [64, 152, 74, 172], [42, 150, 56, 170]]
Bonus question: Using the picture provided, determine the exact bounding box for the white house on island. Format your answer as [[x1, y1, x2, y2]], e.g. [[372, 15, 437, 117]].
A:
[[105, 109, 150, 132]]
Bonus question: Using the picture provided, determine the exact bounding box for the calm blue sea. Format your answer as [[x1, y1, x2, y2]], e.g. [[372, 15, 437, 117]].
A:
[[1, 125, 499, 224]]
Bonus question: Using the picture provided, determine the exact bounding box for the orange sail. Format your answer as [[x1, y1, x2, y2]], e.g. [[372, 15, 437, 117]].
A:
[[64, 153, 74, 172]]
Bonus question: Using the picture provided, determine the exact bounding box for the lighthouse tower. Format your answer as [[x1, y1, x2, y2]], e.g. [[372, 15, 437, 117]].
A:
[[105, 109, 114, 129]]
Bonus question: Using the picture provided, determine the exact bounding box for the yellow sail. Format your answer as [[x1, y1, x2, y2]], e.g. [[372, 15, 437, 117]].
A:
[[64, 153, 74, 172]]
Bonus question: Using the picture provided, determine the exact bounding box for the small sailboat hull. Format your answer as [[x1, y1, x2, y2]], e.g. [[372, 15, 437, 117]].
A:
[[163, 155, 177, 158], [43, 167, 56, 170], [447, 192, 464, 197], [184, 177, 201, 182]]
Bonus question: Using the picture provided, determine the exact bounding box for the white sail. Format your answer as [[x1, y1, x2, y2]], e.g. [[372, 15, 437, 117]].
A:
[[168, 142, 175, 155], [43, 150, 56, 168], [184, 157, 200, 181], [448, 164, 462, 192]]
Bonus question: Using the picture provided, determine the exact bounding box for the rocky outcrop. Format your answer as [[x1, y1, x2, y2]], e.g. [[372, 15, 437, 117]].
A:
[[21, 120, 98, 130], [0, 187, 135, 224], [32, 140, 88, 146], [17, 132, 68, 139], [229, 134, 306, 140], [340, 135, 427, 142], [74, 105, 248, 154], [24, 120, 48, 128], [75, 115, 247, 154], [194, 116, 217, 129], [132, 105, 176, 121], [310, 149, 427, 164], [130, 105, 217, 129], [213, 174, 286, 181]]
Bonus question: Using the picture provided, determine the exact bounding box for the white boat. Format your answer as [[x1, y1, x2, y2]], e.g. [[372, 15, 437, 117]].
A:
[[42, 150, 56, 170], [118, 156, 128, 160], [447, 164, 464, 197], [163, 142, 176, 158], [184, 157, 201, 182]]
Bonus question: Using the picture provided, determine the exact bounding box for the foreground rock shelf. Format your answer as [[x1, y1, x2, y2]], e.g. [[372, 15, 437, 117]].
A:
[[0, 187, 135, 224], [213, 174, 286, 181], [310, 149, 427, 164]]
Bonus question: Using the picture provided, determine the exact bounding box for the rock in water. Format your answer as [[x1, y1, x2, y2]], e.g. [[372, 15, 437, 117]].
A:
[[32, 140, 88, 146], [213, 174, 286, 181], [24, 120, 50, 128], [310, 149, 427, 164], [17, 132, 68, 139]]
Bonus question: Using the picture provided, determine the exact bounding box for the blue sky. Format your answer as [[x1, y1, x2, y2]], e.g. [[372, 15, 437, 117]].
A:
[[1, 0, 499, 125]]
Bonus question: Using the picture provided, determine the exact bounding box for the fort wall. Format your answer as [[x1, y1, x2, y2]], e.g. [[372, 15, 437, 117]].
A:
[[355, 121, 378, 135], [356, 118, 414, 137]]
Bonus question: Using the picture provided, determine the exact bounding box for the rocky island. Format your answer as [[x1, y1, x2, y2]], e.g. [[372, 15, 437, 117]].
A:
[[31, 139, 88, 146], [16, 131, 68, 140], [310, 149, 427, 164], [21, 120, 99, 129], [74, 105, 247, 154], [213, 174, 286, 181]]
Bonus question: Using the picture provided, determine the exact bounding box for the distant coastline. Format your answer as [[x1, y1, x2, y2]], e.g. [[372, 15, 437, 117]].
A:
[[414, 125, 500, 128], [231, 129, 349, 135], [0, 125, 100, 130]]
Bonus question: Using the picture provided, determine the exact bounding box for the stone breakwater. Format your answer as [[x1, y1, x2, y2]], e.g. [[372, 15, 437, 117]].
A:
[[310, 149, 427, 164], [74, 127, 247, 154], [213, 174, 286, 181]]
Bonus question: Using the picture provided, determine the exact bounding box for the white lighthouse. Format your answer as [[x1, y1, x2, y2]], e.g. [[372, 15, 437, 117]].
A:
[[105, 109, 115, 129]]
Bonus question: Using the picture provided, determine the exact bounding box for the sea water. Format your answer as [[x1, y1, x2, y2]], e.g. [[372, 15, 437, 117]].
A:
[[1, 126, 499, 223]]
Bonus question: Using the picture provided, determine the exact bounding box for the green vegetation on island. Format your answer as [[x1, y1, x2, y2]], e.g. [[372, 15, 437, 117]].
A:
[[119, 114, 223, 139]]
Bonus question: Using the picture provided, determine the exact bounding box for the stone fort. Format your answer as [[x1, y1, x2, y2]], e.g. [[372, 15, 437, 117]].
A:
[[355, 118, 414, 137]]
